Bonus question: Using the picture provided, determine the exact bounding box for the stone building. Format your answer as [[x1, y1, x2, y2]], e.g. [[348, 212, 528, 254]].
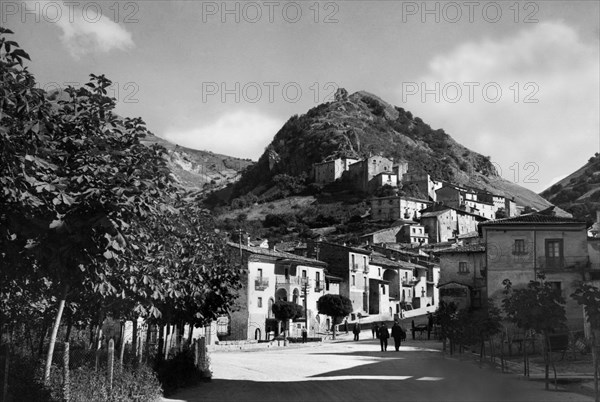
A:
[[436, 244, 486, 310], [370, 196, 432, 221], [226, 243, 330, 341], [480, 208, 590, 329], [313, 157, 358, 184]]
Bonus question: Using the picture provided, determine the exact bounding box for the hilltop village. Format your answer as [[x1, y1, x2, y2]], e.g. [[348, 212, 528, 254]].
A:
[[213, 155, 599, 343]]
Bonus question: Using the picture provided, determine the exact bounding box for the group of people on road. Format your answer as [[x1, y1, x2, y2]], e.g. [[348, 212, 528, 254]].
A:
[[351, 321, 406, 352], [374, 322, 406, 351]]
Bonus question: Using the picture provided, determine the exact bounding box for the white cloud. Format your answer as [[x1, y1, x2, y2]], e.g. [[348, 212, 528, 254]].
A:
[[51, 3, 134, 59], [400, 21, 600, 193], [163, 111, 283, 159]]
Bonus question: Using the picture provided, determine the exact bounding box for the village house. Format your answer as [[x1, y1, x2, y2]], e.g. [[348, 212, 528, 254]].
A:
[[225, 242, 331, 341], [369, 171, 398, 192], [313, 157, 359, 184], [402, 173, 443, 201], [306, 241, 372, 322], [370, 195, 432, 221], [395, 223, 429, 245], [435, 244, 487, 310], [480, 207, 590, 329], [346, 155, 394, 192], [360, 226, 403, 245], [370, 244, 439, 314], [419, 204, 485, 243]]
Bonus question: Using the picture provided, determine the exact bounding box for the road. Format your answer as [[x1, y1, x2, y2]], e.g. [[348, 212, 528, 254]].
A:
[[167, 336, 592, 402]]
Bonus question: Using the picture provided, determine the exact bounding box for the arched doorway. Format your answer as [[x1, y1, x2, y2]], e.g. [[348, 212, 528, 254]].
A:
[[268, 298, 274, 318], [383, 269, 399, 299], [276, 288, 288, 302], [254, 328, 261, 340]]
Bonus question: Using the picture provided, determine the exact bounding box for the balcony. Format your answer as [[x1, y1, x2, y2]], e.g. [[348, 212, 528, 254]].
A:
[[537, 257, 589, 272], [363, 265, 370, 274], [401, 277, 418, 286], [254, 277, 269, 291], [351, 263, 359, 272], [314, 280, 324, 292], [276, 275, 309, 287]]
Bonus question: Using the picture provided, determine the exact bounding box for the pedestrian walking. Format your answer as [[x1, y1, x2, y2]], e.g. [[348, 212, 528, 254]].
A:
[[302, 327, 307, 343], [379, 323, 390, 351], [353, 322, 361, 341], [344, 319, 349, 334], [372, 323, 379, 339], [391, 321, 405, 351]]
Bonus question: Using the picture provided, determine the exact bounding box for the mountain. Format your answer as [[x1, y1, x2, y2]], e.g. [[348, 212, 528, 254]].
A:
[[230, 89, 554, 211], [141, 133, 254, 193], [540, 154, 600, 225]]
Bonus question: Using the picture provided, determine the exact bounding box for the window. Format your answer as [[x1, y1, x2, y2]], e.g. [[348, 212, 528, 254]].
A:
[[378, 268, 381, 276], [545, 239, 563, 268], [513, 239, 526, 254], [302, 270, 307, 278], [458, 262, 469, 273], [316, 272, 320, 282], [325, 279, 330, 291], [257, 268, 263, 278], [257, 297, 263, 308], [382, 285, 386, 295], [352, 275, 356, 286], [421, 288, 425, 297]]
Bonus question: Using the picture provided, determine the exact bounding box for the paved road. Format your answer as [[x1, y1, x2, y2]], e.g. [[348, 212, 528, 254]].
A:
[[167, 337, 592, 402]]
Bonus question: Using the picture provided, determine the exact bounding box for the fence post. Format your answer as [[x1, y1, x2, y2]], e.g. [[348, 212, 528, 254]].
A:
[[199, 337, 206, 370], [2, 345, 9, 402], [107, 339, 114, 393], [63, 342, 70, 402], [194, 339, 200, 368]]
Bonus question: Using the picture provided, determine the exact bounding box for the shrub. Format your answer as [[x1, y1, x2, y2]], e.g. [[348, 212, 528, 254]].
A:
[[6, 354, 52, 402], [153, 350, 206, 396], [43, 361, 163, 402]]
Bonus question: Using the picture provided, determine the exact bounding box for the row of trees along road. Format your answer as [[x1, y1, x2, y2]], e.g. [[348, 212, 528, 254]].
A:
[[0, 27, 241, 384], [435, 273, 600, 399]]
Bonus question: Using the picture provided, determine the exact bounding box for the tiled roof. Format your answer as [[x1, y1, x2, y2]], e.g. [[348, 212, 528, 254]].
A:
[[480, 211, 585, 226], [435, 244, 486, 254], [227, 242, 327, 267]]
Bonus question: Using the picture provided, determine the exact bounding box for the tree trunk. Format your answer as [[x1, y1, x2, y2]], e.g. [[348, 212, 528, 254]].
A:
[[543, 331, 549, 390], [38, 323, 48, 358], [592, 330, 599, 402], [332, 317, 336, 340], [44, 294, 67, 385], [187, 323, 194, 347], [158, 323, 165, 362], [132, 318, 138, 362], [65, 313, 72, 342]]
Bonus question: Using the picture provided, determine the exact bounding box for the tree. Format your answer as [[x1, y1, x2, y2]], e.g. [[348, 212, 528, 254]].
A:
[[0, 28, 241, 382], [495, 208, 507, 219], [434, 301, 459, 354], [571, 284, 600, 402], [316, 294, 352, 340], [502, 275, 567, 390], [272, 300, 303, 343]]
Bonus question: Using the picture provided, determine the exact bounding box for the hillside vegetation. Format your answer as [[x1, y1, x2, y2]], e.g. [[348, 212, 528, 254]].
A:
[[540, 153, 600, 226]]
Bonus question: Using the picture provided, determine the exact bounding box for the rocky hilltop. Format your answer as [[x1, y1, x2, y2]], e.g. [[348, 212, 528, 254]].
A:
[[231, 89, 553, 210]]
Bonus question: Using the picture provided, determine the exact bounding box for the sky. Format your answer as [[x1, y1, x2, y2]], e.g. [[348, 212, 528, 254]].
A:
[[2, 0, 599, 193]]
